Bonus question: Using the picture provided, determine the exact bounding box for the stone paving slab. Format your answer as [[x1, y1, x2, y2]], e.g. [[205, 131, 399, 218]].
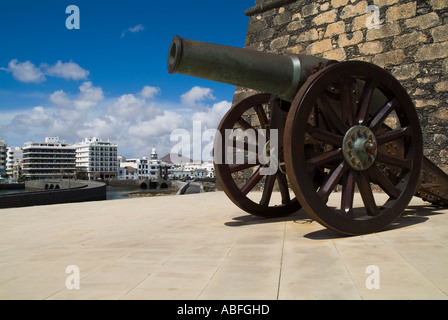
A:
[[0, 192, 447, 300]]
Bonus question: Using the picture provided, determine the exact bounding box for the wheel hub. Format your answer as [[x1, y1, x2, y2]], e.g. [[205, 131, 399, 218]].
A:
[[342, 125, 377, 171]]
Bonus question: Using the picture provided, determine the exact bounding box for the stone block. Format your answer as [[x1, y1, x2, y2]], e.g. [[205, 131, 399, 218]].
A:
[[415, 42, 448, 62], [305, 39, 333, 55], [405, 12, 440, 30], [372, 49, 405, 68], [366, 22, 401, 41], [431, 25, 448, 43], [288, 20, 306, 31], [323, 48, 347, 61], [312, 9, 337, 26], [338, 31, 364, 47], [429, 0, 448, 10], [435, 81, 448, 92], [352, 13, 372, 31], [331, 0, 349, 9], [302, 3, 319, 17], [386, 2, 416, 22], [296, 29, 319, 43], [340, 1, 368, 19], [358, 41, 384, 55], [325, 21, 346, 37], [391, 63, 420, 80], [373, 0, 399, 7], [393, 31, 427, 49], [270, 35, 290, 50]]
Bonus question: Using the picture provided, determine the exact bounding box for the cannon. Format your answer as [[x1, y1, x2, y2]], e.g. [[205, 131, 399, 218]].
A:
[[168, 35, 448, 235]]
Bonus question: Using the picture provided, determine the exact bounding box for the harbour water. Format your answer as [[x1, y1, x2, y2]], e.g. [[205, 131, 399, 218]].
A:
[[0, 186, 144, 201]]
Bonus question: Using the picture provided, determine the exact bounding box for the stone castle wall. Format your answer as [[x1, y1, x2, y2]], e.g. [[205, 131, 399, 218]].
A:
[[235, 0, 448, 172]]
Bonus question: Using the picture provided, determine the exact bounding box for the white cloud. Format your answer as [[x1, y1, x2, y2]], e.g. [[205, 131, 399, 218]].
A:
[[50, 90, 72, 108], [1, 59, 45, 83], [9, 106, 52, 132], [44, 61, 89, 80], [121, 24, 145, 38], [191, 100, 231, 129], [1, 59, 89, 83], [74, 82, 104, 110], [139, 85, 161, 99], [128, 111, 184, 138], [107, 94, 146, 121], [180, 86, 216, 108]]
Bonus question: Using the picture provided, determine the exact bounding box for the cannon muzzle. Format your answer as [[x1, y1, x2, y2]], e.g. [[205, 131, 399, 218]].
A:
[[168, 35, 330, 102]]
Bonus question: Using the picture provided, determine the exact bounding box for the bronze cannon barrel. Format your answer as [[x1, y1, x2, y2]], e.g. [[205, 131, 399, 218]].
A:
[[167, 35, 330, 102]]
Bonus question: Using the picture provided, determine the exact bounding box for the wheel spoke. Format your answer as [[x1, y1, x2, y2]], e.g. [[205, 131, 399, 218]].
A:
[[368, 164, 401, 199], [306, 124, 343, 146], [254, 104, 270, 130], [341, 170, 357, 216], [357, 172, 380, 216], [369, 99, 397, 131], [376, 127, 411, 145], [237, 117, 256, 132], [321, 94, 349, 134], [306, 148, 343, 169], [317, 161, 349, 201], [260, 173, 277, 207], [340, 78, 356, 126], [356, 79, 376, 125], [229, 160, 260, 173], [376, 151, 412, 169], [276, 172, 291, 205], [240, 166, 263, 195]]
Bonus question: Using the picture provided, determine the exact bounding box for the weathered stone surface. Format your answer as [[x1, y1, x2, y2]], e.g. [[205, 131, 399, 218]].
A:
[[366, 22, 401, 41], [325, 21, 345, 37], [393, 31, 427, 49], [431, 25, 448, 43], [312, 9, 337, 26], [305, 39, 333, 55], [358, 41, 384, 55], [372, 49, 405, 68], [391, 63, 420, 80], [338, 31, 364, 47], [405, 12, 440, 30], [415, 42, 448, 62], [386, 2, 416, 22]]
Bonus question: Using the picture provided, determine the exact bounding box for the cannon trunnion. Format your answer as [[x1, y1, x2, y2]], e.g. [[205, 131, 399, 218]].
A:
[[168, 36, 448, 235]]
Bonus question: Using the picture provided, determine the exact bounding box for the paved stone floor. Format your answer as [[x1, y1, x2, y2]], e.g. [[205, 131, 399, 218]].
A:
[[0, 191, 447, 300]]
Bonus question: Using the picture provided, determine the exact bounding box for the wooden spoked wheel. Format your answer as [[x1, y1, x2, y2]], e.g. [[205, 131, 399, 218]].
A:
[[214, 93, 301, 218], [284, 61, 423, 235]]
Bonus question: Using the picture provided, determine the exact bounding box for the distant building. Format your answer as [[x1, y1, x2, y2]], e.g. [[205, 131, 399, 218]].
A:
[[117, 147, 173, 180], [171, 161, 216, 179], [75, 137, 118, 181], [6, 146, 23, 179], [0, 140, 6, 177], [22, 137, 76, 180]]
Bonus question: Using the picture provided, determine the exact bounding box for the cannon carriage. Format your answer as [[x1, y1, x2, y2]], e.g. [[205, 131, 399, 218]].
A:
[[168, 35, 448, 235]]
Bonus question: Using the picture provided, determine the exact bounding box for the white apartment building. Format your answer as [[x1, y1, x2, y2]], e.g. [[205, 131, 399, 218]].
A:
[[0, 140, 6, 177], [171, 161, 216, 179], [22, 137, 76, 180], [117, 147, 173, 180], [75, 137, 118, 181], [6, 146, 23, 179]]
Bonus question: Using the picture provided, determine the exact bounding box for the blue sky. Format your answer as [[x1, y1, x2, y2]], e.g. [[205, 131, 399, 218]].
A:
[[0, 0, 254, 158]]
